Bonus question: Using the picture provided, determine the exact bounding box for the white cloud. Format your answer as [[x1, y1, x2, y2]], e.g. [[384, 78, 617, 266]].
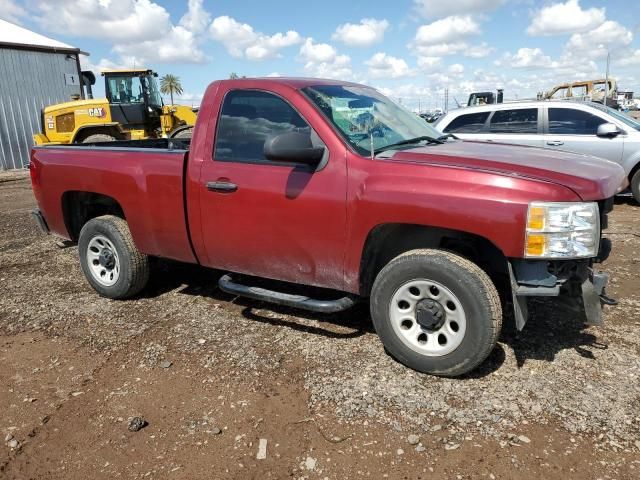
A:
[[332, 18, 389, 47], [448, 63, 465, 75], [173, 91, 204, 106], [80, 56, 129, 73], [246, 31, 302, 61], [616, 50, 640, 67], [298, 38, 352, 79], [179, 0, 211, 35], [565, 20, 633, 58], [413, 0, 505, 19], [114, 25, 208, 64], [377, 84, 434, 102], [0, 0, 26, 24], [413, 15, 481, 46], [465, 42, 494, 58], [527, 0, 605, 36], [417, 56, 442, 70], [410, 15, 485, 65], [209, 16, 302, 61], [497, 48, 557, 69], [33, 0, 207, 64], [36, 0, 171, 43], [365, 52, 413, 79]]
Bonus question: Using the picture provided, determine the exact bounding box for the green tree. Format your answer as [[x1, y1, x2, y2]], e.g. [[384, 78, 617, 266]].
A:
[[160, 74, 183, 105], [229, 72, 240, 79]]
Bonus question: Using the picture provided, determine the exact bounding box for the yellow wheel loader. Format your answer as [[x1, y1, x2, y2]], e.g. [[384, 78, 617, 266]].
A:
[[33, 69, 197, 145]]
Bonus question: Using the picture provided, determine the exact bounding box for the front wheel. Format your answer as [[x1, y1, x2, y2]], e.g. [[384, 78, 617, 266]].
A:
[[78, 215, 149, 299], [370, 249, 502, 376]]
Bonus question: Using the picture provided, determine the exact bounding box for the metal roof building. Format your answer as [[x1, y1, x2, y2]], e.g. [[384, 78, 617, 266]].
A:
[[0, 20, 86, 169]]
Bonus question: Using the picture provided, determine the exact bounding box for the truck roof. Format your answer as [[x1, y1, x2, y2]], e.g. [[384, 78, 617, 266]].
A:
[[219, 77, 365, 89]]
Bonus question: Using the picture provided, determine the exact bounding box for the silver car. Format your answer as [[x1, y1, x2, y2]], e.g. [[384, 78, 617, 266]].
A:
[[435, 101, 640, 202]]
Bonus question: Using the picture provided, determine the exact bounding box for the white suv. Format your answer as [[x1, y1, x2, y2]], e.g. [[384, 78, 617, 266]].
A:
[[435, 101, 640, 202]]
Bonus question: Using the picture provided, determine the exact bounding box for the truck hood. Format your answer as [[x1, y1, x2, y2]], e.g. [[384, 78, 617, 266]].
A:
[[389, 141, 627, 200]]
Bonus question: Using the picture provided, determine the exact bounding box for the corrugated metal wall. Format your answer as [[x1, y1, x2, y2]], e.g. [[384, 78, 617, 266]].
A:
[[0, 47, 81, 170]]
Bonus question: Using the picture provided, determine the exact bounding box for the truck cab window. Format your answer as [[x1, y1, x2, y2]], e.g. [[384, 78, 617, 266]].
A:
[[443, 112, 490, 133], [214, 90, 311, 163]]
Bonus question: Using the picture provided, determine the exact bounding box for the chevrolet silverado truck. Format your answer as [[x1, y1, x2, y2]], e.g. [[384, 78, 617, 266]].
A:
[[29, 78, 627, 376]]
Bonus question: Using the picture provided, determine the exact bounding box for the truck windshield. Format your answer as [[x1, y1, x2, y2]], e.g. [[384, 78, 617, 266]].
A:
[[302, 85, 442, 156]]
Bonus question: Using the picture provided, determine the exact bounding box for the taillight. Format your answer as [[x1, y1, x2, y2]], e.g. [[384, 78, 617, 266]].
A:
[[29, 158, 41, 190]]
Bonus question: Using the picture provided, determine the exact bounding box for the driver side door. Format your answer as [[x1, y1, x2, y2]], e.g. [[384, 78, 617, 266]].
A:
[[197, 88, 348, 290]]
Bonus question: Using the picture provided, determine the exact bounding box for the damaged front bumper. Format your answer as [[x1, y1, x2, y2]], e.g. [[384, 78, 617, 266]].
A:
[[508, 249, 615, 331]]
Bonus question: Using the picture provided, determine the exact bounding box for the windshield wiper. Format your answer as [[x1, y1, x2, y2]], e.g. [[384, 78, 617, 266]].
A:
[[374, 135, 443, 155], [437, 133, 459, 141]]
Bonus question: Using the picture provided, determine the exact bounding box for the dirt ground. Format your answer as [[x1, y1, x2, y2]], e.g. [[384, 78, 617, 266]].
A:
[[1, 170, 639, 480]]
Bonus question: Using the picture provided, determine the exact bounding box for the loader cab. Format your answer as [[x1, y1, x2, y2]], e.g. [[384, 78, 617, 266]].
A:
[[103, 69, 163, 131]]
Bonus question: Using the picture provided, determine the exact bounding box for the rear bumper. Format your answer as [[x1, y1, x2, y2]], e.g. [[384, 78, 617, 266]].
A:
[[31, 209, 49, 234]]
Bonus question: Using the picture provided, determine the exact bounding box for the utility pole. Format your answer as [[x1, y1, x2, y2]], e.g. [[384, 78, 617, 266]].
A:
[[604, 51, 610, 105], [444, 87, 449, 113]]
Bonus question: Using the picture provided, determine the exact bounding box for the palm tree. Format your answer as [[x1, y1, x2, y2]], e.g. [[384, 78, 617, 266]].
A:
[[160, 74, 183, 105]]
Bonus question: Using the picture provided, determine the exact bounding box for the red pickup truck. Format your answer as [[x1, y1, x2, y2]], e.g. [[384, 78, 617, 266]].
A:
[[30, 78, 626, 376]]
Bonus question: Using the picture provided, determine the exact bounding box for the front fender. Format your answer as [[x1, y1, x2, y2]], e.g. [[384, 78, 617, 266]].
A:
[[343, 159, 581, 292]]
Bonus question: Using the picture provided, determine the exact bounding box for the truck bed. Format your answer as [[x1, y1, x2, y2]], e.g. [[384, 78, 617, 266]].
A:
[[30, 141, 197, 264]]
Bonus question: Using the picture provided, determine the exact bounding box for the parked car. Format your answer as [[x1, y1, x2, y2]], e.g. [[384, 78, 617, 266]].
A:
[[435, 101, 640, 202], [30, 78, 626, 377]]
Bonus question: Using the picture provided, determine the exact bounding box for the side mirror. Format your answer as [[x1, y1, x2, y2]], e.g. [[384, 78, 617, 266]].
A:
[[596, 123, 622, 138], [264, 131, 325, 165]]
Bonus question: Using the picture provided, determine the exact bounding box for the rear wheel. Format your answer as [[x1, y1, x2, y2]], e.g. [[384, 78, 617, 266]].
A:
[[631, 169, 640, 204], [82, 133, 116, 143], [370, 249, 502, 376], [78, 215, 149, 299]]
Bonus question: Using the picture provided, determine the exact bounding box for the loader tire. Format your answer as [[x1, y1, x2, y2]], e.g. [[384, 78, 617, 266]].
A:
[[81, 133, 116, 143]]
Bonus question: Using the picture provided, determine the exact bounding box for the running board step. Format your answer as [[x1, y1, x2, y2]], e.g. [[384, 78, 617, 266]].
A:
[[218, 274, 358, 313]]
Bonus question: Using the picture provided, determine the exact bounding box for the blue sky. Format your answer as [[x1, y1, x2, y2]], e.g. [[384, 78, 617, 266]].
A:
[[2, 0, 639, 111]]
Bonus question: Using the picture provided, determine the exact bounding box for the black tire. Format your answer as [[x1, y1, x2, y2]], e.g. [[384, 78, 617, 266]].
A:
[[78, 215, 149, 299], [170, 127, 193, 139], [370, 249, 502, 377], [631, 169, 640, 204], [81, 133, 116, 143]]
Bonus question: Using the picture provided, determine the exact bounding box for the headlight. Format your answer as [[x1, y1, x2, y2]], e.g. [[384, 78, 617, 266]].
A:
[[525, 202, 599, 258]]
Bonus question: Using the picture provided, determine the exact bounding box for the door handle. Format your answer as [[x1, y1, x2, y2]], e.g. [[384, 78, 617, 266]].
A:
[[206, 181, 238, 193], [546, 140, 564, 146]]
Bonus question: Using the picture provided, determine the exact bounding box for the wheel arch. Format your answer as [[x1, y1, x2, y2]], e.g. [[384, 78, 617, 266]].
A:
[[629, 159, 640, 184], [358, 223, 509, 296], [61, 191, 126, 242], [71, 123, 124, 143]]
